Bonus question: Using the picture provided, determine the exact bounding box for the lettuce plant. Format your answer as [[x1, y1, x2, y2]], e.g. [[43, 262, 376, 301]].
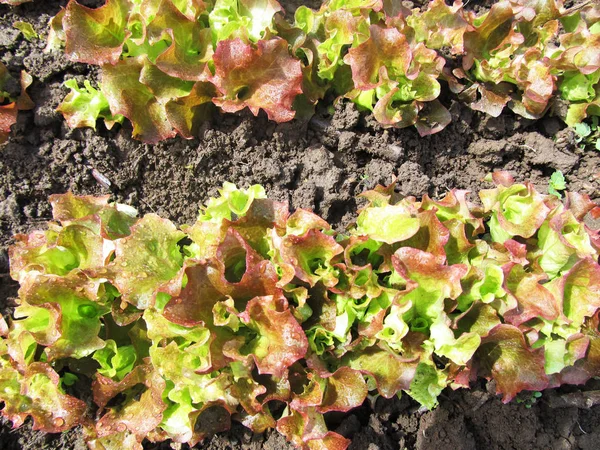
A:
[[2, 175, 600, 449], [51, 0, 297, 142], [47, 0, 600, 141]]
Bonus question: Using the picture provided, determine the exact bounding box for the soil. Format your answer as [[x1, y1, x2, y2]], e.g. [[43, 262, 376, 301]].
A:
[[1, 0, 599, 449]]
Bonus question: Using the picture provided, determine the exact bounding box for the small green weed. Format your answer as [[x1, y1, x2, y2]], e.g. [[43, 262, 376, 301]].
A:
[[574, 117, 600, 151], [548, 171, 566, 198]]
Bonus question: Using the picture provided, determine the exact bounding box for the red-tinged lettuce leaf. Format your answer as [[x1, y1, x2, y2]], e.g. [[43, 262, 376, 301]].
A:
[[0, 361, 88, 432], [474, 324, 548, 402], [317, 367, 367, 413], [18, 273, 108, 360], [163, 261, 226, 327], [50, 191, 136, 239], [537, 209, 597, 278], [462, 1, 523, 71], [480, 182, 551, 243], [274, 228, 344, 288], [293, 38, 330, 107], [211, 38, 303, 122], [343, 24, 411, 91], [93, 362, 153, 409], [312, 9, 369, 81], [213, 228, 280, 303], [464, 82, 512, 117], [565, 191, 600, 221], [327, 0, 383, 11], [93, 339, 138, 381], [0, 316, 8, 337], [373, 293, 411, 347], [513, 48, 555, 117], [150, 342, 235, 408], [231, 372, 267, 415], [143, 306, 211, 343], [0, 102, 18, 145], [503, 263, 561, 326], [157, 389, 197, 443], [63, 0, 131, 65], [429, 316, 481, 366], [101, 57, 176, 143], [50, 192, 110, 222], [343, 236, 384, 271], [392, 247, 468, 299], [163, 256, 281, 371], [238, 295, 308, 377], [286, 209, 330, 236], [407, 0, 470, 54], [230, 197, 289, 256], [165, 81, 216, 138], [553, 25, 600, 76], [9, 213, 121, 278], [184, 220, 227, 261], [456, 262, 505, 309], [343, 345, 419, 398], [560, 258, 600, 326], [46, 8, 66, 53], [372, 87, 419, 128], [239, 408, 277, 434], [95, 366, 166, 441], [290, 371, 325, 410], [277, 408, 350, 450], [147, 0, 213, 81], [6, 303, 58, 368], [398, 209, 450, 260], [198, 182, 267, 223], [421, 189, 484, 233], [108, 214, 185, 310], [306, 432, 351, 450], [97, 206, 138, 240]]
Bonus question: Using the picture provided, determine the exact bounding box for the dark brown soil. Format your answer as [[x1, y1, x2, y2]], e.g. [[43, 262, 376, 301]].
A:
[[1, 1, 599, 449]]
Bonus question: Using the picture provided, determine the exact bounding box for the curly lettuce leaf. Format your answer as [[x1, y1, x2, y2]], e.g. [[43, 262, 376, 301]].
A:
[[63, 0, 132, 64], [209, 0, 282, 43], [101, 57, 177, 143], [211, 38, 303, 122], [108, 214, 185, 310], [0, 361, 88, 432], [474, 324, 548, 402], [57, 79, 125, 130]]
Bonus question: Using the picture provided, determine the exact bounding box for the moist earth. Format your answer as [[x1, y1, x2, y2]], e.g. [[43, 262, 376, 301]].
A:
[[1, 1, 599, 449]]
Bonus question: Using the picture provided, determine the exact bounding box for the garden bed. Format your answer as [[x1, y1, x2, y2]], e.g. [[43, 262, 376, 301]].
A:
[[0, 0, 599, 449]]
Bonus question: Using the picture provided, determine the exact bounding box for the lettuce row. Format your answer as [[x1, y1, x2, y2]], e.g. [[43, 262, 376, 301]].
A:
[[42, 0, 600, 143], [2, 174, 600, 449]]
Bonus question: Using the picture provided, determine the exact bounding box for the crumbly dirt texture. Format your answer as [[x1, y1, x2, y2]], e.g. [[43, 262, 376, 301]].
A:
[[1, 1, 599, 449]]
